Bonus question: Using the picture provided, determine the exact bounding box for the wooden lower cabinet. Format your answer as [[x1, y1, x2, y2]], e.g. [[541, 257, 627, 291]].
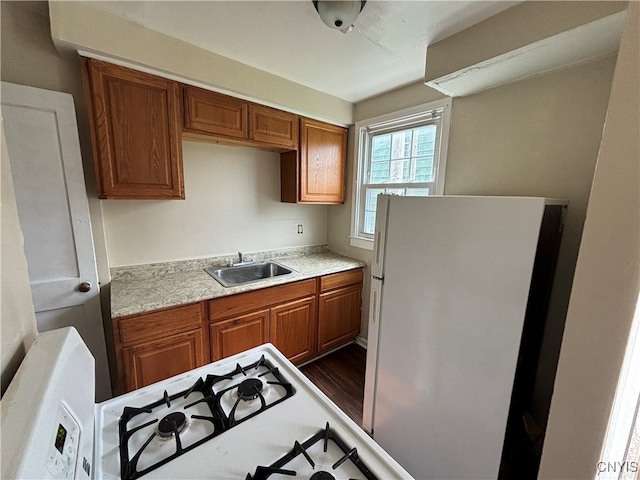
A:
[[208, 279, 316, 364], [209, 309, 269, 361], [122, 329, 204, 392], [318, 285, 362, 353], [112, 270, 363, 393], [270, 296, 316, 365], [113, 302, 207, 394], [317, 269, 363, 354]]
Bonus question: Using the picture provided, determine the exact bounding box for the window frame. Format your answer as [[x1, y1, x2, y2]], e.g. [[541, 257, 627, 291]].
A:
[[349, 98, 452, 250]]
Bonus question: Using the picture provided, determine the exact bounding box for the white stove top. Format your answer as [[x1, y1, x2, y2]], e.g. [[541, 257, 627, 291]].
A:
[[1, 327, 411, 480], [96, 344, 411, 479]]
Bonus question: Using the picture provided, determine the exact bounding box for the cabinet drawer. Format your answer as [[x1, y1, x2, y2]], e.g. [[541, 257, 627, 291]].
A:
[[249, 104, 298, 149], [118, 303, 203, 345], [183, 86, 248, 139], [209, 279, 316, 322], [320, 268, 363, 293]]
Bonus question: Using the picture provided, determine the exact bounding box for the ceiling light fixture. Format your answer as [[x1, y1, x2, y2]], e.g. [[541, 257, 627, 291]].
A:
[[312, 0, 367, 34]]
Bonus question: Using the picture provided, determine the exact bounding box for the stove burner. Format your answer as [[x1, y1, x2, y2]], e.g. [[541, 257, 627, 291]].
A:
[[246, 423, 378, 480], [157, 412, 187, 438], [118, 356, 295, 480], [310, 472, 335, 480], [238, 378, 263, 400]]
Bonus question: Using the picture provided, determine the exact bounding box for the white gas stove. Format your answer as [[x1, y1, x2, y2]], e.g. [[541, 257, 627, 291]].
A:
[[1, 327, 411, 480]]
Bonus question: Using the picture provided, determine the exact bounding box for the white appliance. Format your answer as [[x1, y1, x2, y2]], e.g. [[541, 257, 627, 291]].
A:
[[2, 327, 411, 480], [363, 195, 567, 479]]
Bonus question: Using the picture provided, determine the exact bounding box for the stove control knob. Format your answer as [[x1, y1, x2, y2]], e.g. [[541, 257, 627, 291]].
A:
[[78, 282, 92, 293]]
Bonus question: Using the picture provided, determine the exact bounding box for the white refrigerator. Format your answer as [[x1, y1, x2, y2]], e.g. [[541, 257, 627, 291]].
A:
[[362, 195, 566, 479]]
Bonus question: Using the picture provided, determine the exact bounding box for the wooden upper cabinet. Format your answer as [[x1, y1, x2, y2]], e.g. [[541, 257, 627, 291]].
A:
[[183, 88, 298, 150], [280, 118, 347, 204], [249, 104, 298, 149], [183, 86, 248, 139], [82, 58, 184, 199]]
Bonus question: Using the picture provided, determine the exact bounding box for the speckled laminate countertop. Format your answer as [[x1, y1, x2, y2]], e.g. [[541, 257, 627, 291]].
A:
[[110, 249, 366, 318]]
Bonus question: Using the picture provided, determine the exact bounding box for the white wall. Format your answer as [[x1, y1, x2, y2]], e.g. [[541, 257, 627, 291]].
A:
[[445, 56, 618, 427], [424, 1, 627, 82], [0, 119, 38, 395], [102, 141, 328, 266], [539, 1, 639, 476], [0, 1, 110, 283], [330, 57, 616, 406], [0, 1, 93, 393], [48, 1, 353, 126], [0, 2, 329, 272]]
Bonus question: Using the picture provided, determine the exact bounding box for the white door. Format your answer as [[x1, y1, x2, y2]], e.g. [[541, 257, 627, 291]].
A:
[[1, 82, 111, 401]]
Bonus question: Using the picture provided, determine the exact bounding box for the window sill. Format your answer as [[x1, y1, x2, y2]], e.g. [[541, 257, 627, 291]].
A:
[[349, 236, 374, 251]]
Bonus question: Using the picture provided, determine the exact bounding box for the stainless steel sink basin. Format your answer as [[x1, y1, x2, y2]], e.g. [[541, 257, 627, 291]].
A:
[[205, 261, 295, 287]]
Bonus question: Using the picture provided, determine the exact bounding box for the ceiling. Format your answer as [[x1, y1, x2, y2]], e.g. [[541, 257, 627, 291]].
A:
[[89, 1, 519, 103]]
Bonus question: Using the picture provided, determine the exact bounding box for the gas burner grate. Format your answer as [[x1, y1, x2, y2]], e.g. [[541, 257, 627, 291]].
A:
[[118, 355, 296, 480], [118, 377, 225, 480], [211, 355, 295, 428], [246, 422, 379, 480]]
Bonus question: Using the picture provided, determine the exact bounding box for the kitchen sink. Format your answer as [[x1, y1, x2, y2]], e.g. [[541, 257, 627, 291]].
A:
[[204, 261, 295, 287]]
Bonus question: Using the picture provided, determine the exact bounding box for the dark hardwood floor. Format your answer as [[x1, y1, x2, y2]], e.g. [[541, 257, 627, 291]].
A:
[[300, 343, 366, 425]]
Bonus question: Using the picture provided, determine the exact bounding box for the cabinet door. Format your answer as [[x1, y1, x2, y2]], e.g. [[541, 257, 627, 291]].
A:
[[83, 58, 184, 199], [299, 118, 347, 204], [318, 284, 362, 354], [270, 296, 316, 364], [123, 329, 204, 392], [210, 309, 269, 361], [183, 86, 248, 139], [249, 104, 298, 149]]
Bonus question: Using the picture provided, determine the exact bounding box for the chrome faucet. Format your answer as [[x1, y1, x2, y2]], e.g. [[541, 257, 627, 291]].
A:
[[231, 251, 254, 267]]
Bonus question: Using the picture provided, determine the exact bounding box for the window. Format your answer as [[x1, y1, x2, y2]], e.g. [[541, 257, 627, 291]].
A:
[[350, 99, 451, 249]]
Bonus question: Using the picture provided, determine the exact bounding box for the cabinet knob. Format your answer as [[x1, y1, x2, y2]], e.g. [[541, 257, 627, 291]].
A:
[[78, 282, 92, 293]]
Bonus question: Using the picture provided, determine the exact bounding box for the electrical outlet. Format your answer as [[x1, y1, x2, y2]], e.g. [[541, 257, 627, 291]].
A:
[[297, 224, 303, 234]]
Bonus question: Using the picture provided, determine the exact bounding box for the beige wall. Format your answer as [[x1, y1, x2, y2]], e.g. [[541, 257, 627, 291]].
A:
[[1, 2, 329, 272], [3, 9, 635, 466], [0, 1, 328, 392], [448, 56, 617, 426], [103, 141, 328, 266], [0, 1, 96, 393], [425, 1, 627, 82], [1, 1, 110, 283], [0, 119, 38, 395], [539, 1, 639, 476], [48, 1, 353, 126], [329, 56, 617, 426]]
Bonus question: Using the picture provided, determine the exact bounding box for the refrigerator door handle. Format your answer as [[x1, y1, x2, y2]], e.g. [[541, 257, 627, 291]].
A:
[[375, 230, 383, 266], [371, 195, 389, 279], [363, 276, 384, 433], [371, 287, 379, 325]]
